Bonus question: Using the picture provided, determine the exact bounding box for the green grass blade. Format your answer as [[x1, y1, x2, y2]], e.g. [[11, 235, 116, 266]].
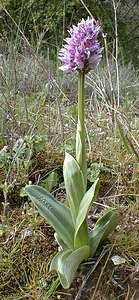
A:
[[25, 185, 74, 249], [116, 116, 132, 154]]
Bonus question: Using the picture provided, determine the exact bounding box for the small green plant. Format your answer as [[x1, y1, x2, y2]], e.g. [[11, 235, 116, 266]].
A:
[[41, 171, 58, 192], [25, 18, 119, 289]]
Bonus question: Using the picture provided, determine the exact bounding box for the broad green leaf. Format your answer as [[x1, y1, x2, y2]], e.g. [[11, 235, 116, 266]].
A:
[[116, 117, 131, 154], [63, 153, 85, 224], [74, 217, 89, 249], [54, 232, 67, 250], [74, 178, 99, 248], [42, 171, 58, 192], [50, 246, 90, 289], [65, 245, 90, 287], [50, 249, 72, 288], [63, 153, 88, 248], [89, 210, 119, 256], [25, 185, 74, 249]]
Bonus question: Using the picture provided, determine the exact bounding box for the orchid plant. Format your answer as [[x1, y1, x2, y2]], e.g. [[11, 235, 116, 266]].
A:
[[25, 18, 119, 289]]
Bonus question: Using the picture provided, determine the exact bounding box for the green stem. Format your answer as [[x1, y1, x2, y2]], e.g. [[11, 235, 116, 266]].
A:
[[74, 70, 89, 249], [76, 70, 87, 189], [78, 71, 85, 133]]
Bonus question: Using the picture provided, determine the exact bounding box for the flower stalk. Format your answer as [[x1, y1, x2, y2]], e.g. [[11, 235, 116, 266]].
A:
[[76, 70, 87, 188]]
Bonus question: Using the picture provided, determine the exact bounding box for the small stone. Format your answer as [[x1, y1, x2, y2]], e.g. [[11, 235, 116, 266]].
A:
[[111, 255, 126, 265]]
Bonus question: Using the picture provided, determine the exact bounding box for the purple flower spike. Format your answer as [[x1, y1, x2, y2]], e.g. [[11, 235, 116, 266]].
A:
[[59, 17, 103, 75]]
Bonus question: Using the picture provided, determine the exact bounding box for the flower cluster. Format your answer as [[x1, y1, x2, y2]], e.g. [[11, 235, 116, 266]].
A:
[[59, 17, 103, 75]]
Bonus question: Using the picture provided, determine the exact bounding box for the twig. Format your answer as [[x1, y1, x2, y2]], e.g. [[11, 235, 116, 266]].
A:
[[103, 33, 115, 132], [124, 284, 130, 300], [125, 134, 139, 160], [90, 242, 116, 300], [79, 0, 95, 20], [99, 193, 139, 200], [57, 97, 65, 155], [74, 245, 111, 300], [112, 0, 120, 108], [13, 293, 31, 300]]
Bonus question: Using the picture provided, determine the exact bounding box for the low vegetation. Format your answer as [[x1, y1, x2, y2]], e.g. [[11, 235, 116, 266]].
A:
[[0, 1, 139, 299]]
